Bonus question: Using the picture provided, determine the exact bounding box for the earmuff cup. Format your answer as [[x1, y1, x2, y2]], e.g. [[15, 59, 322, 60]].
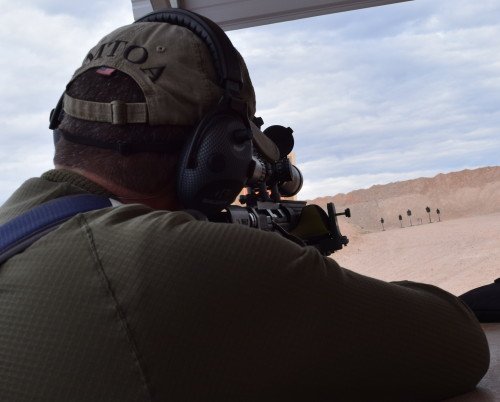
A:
[[177, 108, 253, 216]]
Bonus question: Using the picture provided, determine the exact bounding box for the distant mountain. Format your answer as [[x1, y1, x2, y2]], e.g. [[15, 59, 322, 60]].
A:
[[310, 166, 500, 232]]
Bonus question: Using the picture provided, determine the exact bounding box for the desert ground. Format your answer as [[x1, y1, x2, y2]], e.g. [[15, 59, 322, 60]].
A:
[[332, 212, 500, 296]]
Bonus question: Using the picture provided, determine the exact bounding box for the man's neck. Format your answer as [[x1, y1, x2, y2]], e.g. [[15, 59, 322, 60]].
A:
[[54, 165, 181, 211]]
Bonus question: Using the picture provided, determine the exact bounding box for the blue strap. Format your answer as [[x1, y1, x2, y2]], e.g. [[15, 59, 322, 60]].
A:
[[0, 194, 112, 265]]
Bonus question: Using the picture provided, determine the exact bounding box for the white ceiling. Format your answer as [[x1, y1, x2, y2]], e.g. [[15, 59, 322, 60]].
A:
[[132, 0, 412, 30]]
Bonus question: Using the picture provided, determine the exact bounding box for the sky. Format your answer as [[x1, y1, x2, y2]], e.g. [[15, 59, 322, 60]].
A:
[[0, 0, 499, 203]]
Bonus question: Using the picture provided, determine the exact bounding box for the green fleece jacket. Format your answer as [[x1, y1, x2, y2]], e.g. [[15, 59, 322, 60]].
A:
[[0, 170, 490, 401]]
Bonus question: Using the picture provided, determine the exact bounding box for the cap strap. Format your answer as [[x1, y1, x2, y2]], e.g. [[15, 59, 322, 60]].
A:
[[63, 94, 148, 124]]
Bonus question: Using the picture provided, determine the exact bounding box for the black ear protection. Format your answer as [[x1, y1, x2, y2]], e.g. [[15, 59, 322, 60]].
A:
[[135, 9, 254, 216], [49, 9, 257, 216]]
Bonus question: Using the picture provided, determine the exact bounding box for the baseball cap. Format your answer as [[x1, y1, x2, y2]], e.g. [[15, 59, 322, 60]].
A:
[[62, 21, 280, 162]]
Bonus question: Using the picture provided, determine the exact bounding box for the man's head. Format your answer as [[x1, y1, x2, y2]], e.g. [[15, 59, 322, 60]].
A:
[[53, 12, 273, 207]]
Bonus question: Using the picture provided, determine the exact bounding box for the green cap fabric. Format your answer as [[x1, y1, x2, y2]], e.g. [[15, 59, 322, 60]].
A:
[[63, 21, 279, 161]]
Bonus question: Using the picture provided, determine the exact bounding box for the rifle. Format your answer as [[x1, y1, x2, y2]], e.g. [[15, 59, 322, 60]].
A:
[[209, 123, 351, 256]]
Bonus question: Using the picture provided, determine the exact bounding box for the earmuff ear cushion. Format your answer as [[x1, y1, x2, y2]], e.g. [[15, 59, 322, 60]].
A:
[[177, 112, 252, 215]]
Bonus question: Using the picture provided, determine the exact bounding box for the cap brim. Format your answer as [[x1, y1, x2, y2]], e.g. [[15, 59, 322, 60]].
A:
[[250, 121, 280, 162]]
